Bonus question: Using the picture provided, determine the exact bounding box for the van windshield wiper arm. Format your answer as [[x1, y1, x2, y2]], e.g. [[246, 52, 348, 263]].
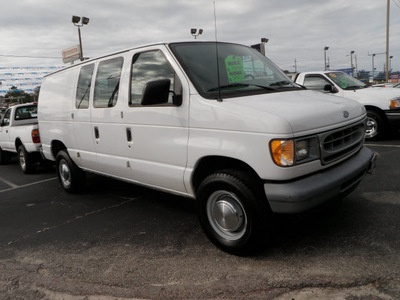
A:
[[344, 85, 365, 90], [207, 83, 276, 92]]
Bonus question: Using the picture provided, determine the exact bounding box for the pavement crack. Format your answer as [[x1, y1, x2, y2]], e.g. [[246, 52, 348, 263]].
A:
[[1, 196, 142, 249]]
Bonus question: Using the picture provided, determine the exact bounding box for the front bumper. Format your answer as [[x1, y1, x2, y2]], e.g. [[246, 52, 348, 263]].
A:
[[265, 147, 376, 214]]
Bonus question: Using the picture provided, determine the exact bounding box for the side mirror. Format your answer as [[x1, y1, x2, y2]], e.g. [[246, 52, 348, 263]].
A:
[[141, 79, 171, 106], [324, 84, 338, 93]]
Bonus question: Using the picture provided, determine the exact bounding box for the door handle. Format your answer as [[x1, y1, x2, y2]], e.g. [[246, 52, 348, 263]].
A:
[[126, 128, 132, 142], [94, 127, 100, 139]]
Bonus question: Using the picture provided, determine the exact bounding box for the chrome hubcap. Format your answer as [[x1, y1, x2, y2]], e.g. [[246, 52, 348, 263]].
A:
[[59, 160, 71, 188], [207, 191, 247, 241], [366, 116, 377, 139]]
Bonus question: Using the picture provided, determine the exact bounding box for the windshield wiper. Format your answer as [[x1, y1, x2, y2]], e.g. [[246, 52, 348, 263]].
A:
[[207, 83, 276, 92], [344, 85, 365, 90], [269, 80, 292, 86]]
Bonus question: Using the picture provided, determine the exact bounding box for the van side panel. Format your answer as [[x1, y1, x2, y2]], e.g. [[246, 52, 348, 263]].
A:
[[87, 48, 190, 195], [38, 68, 78, 160]]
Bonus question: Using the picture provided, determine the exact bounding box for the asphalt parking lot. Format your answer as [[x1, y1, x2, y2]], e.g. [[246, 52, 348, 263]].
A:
[[0, 132, 399, 299]]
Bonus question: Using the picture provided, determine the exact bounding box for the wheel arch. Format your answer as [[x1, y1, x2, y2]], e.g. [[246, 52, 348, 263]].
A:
[[15, 138, 23, 151], [50, 140, 68, 160], [191, 156, 263, 196], [365, 105, 388, 123]]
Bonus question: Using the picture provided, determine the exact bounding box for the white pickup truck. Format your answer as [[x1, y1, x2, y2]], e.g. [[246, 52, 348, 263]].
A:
[[0, 102, 42, 173], [294, 71, 400, 139]]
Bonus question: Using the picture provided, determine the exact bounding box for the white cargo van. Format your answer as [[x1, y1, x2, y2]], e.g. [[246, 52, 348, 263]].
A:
[[38, 42, 376, 253]]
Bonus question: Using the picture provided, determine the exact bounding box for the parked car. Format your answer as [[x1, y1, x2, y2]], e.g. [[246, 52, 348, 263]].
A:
[[38, 42, 376, 253], [0, 102, 42, 173], [294, 71, 400, 139]]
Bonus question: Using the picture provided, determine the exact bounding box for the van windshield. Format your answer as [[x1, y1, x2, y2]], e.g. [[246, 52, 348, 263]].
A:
[[169, 42, 300, 99]]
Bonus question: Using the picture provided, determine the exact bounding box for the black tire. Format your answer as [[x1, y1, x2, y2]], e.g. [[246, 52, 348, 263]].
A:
[[18, 145, 35, 174], [56, 150, 85, 193], [197, 170, 270, 255], [0, 147, 10, 165], [366, 110, 386, 140]]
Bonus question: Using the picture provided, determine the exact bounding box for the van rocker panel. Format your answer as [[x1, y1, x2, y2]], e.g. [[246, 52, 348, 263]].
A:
[[265, 146, 375, 214]]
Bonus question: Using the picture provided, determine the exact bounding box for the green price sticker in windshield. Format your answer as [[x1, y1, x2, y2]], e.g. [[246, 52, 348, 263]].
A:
[[225, 55, 244, 83], [340, 76, 348, 89]]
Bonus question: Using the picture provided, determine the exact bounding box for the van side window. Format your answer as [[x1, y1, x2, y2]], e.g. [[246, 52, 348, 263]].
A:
[[130, 50, 181, 106], [76, 64, 94, 109], [94, 57, 124, 108]]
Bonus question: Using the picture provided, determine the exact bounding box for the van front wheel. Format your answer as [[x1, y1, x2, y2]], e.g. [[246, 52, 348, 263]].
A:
[[197, 170, 267, 254], [56, 150, 85, 193]]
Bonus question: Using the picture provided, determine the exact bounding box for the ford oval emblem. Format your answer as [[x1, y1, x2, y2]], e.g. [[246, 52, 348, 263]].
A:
[[343, 111, 349, 118]]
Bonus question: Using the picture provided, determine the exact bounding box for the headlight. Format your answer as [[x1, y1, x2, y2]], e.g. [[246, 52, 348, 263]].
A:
[[270, 137, 319, 167], [389, 98, 400, 110]]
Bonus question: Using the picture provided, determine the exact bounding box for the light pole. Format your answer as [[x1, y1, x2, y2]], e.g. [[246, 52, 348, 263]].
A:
[[350, 50, 355, 77], [324, 46, 329, 71], [190, 28, 203, 39], [372, 54, 376, 82], [72, 16, 90, 61]]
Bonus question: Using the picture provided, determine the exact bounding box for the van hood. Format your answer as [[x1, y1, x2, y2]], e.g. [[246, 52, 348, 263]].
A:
[[342, 87, 400, 108], [205, 90, 365, 135]]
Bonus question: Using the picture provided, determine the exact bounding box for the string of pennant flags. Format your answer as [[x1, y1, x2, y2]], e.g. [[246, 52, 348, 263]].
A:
[[0, 66, 65, 96], [0, 66, 62, 70]]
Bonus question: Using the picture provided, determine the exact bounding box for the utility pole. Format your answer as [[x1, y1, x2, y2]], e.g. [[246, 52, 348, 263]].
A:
[[293, 59, 297, 73], [386, 0, 390, 82]]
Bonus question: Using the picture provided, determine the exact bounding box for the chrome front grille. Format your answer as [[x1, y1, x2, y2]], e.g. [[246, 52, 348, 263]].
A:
[[319, 121, 366, 165]]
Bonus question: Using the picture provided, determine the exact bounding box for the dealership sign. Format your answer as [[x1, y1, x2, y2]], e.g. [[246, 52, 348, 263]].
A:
[[62, 45, 81, 64]]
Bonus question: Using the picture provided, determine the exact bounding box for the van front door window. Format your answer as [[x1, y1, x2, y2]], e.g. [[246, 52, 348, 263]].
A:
[[130, 50, 177, 106]]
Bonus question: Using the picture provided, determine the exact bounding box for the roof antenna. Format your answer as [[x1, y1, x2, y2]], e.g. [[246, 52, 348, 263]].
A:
[[213, 0, 222, 102]]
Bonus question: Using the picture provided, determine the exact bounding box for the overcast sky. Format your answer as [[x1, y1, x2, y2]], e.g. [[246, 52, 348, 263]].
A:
[[1, 0, 400, 73]]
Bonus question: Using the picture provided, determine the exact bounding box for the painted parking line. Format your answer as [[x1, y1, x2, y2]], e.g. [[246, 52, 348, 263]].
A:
[[0, 177, 58, 193], [364, 144, 400, 148]]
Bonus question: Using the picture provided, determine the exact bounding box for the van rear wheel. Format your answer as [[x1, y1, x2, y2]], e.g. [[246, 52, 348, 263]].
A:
[[56, 150, 85, 193]]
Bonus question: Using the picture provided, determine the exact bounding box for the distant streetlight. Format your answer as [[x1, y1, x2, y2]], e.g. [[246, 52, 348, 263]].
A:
[[372, 54, 376, 81], [350, 51, 355, 77], [368, 52, 385, 82], [72, 16, 90, 61], [389, 56, 393, 74], [190, 28, 203, 39], [324, 46, 329, 71]]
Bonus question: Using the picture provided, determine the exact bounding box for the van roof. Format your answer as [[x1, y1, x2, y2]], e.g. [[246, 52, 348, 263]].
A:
[[45, 41, 244, 77]]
